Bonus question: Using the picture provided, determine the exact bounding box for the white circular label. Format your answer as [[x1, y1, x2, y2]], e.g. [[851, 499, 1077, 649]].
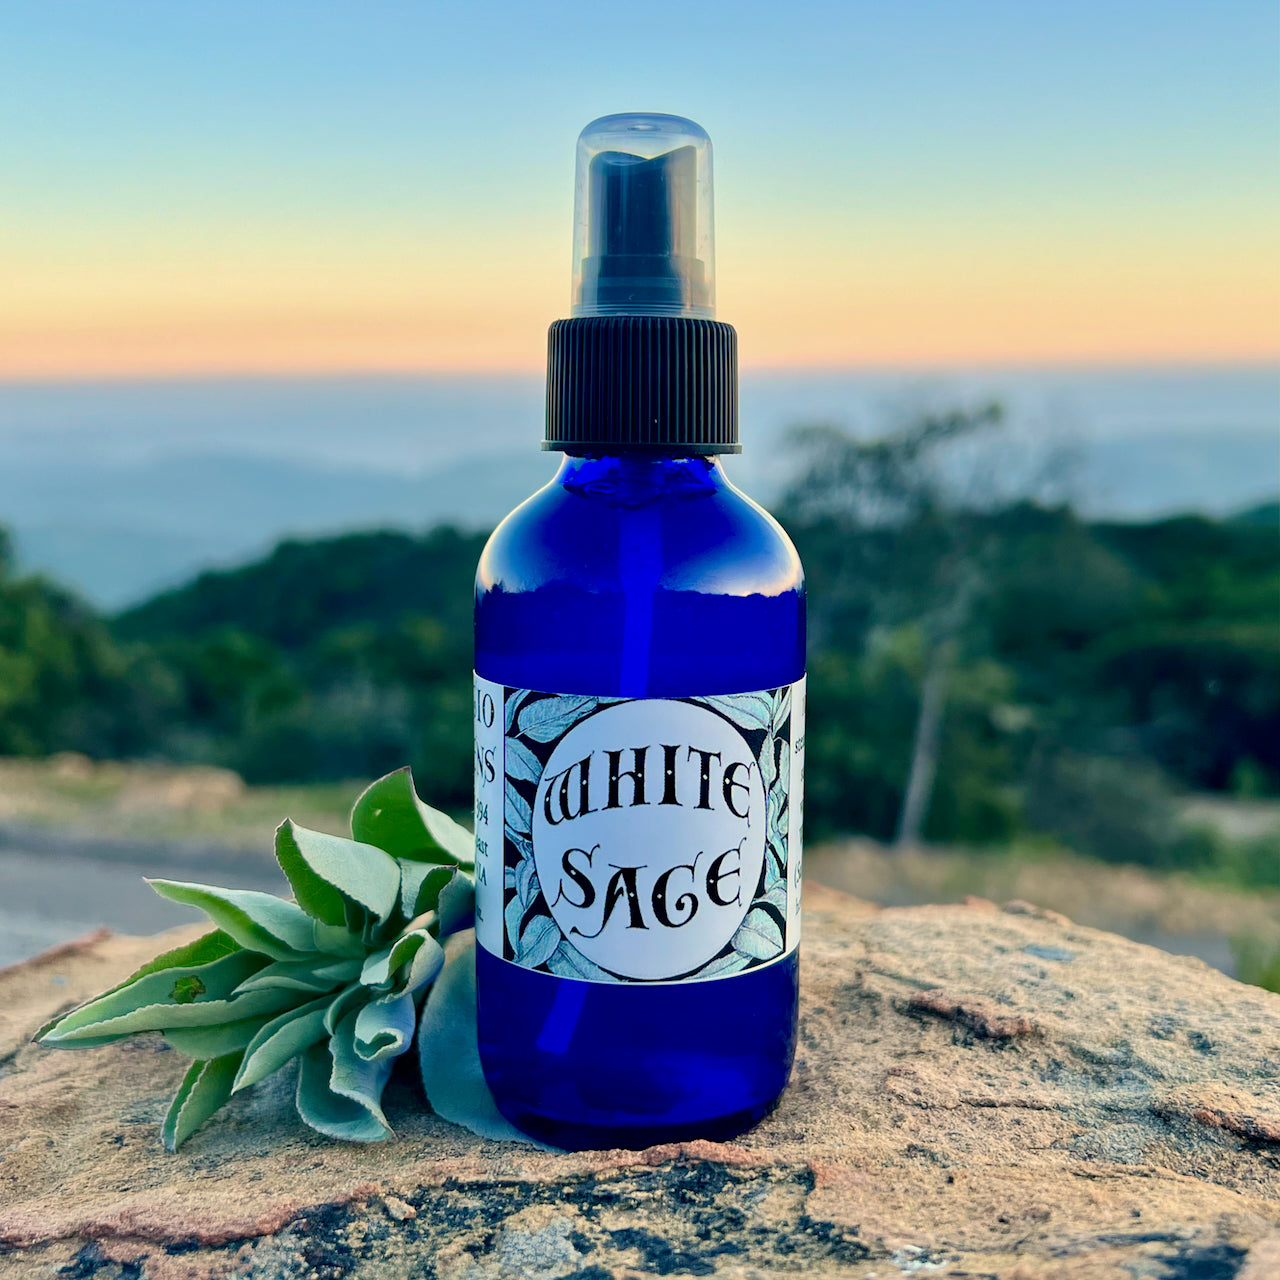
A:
[[531, 699, 765, 980]]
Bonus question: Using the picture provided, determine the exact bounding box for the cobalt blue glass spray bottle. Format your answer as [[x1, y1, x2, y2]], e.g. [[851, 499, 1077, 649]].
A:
[[473, 113, 805, 1150]]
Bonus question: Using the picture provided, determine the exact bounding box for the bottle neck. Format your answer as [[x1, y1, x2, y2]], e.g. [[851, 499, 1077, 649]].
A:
[[554, 452, 729, 504]]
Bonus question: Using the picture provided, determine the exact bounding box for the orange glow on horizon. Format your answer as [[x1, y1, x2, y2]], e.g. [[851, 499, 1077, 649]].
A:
[[3, 230, 1275, 380], [3, 298, 1274, 381]]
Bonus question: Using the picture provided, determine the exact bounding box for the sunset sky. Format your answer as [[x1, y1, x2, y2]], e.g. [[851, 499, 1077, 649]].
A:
[[1, 0, 1276, 379]]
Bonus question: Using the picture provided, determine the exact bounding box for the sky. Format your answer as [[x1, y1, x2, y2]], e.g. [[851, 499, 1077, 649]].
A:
[[1, 0, 1276, 379]]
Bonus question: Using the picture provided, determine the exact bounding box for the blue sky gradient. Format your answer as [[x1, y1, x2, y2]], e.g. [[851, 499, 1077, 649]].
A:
[[2, 1, 1275, 374]]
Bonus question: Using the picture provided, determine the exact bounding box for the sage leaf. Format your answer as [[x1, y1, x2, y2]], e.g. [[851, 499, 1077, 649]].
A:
[[275, 821, 401, 926], [418, 932, 548, 1146], [233, 956, 363, 995], [48, 985, 300, 1042], [161, 1053, 243, 1152], [41, 950, 270, 1045], [323, 981, 368, 1035], [296, 1040, 392, 1143], [396, 931, 445, 995], [329, 1012, 394, 1135], [233, 996, 331, 1092], [353, 991, 416, 1062], [360, 927, 435, 989], [311, 920, 366, 959], [147, 880, 319, 961], [732, 907, 784, 961], [36, 930, 245, 1042], [164, 1016, 273, 1058], [350, 767, 473, 867], [437, 871, 475, 937], [399, 863, 454, 920]]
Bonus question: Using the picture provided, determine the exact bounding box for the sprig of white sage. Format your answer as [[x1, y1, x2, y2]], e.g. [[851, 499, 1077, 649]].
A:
[[37, 767, 476, 1151]]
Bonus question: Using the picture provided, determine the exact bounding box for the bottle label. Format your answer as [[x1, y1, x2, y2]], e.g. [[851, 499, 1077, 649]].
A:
[[473, 676, 804, 984]]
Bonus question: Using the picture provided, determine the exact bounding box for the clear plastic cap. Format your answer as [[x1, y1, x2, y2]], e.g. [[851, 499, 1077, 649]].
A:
[[571, 113, 715, 319]]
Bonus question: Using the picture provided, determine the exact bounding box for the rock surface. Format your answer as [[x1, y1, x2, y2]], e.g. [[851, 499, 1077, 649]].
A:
[[2, 885, 1279, 1279]]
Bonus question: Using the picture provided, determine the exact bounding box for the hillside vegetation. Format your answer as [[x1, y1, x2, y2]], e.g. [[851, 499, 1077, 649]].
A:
[[1, 419, 1275, 892]]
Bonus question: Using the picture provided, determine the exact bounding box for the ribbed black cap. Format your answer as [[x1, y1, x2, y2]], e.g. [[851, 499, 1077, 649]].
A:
[[545, 315, 739, 454]]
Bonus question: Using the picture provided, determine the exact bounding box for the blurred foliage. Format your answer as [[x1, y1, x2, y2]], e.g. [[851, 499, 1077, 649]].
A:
[[1232, 934, 1280, 993], [0, 421, 1276, 887]]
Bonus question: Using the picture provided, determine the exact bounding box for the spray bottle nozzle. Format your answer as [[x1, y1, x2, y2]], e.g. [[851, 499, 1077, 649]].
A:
[[571, 114, 715, 319]]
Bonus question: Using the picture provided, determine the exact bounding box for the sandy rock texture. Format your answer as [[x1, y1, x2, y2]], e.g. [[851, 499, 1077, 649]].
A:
[[2, 884, 1278, 1279]]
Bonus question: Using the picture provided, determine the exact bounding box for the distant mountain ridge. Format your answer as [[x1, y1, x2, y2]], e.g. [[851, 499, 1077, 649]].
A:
[[3, 367, 1275, 606]]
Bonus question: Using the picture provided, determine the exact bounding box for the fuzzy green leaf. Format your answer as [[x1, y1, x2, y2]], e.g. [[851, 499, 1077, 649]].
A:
[[350, 767, 473, 867], [161, 1053, 243, 1151], [353, 991, 416, 1062], [275, 821, 402, 926], [437, 871, 475, 937], [362, 927, 446, 995], [232, 995, 331, 1092], [36, 930, 245, 1042], [148, 880, 320, 960], [164, 1016, 274, 1059], [295, 1020, 393, 1143], [329, 1011, 394, 1128], [49, 985, 301, 1043], [233, 956, 363, 995], [418, 932, 546, 1146], [398, 863, 454, 921], [397, 932, 446, 995], [311, 921, 366, 958], [323, 981, 368, 1035], [40, 949, 271, 1045]]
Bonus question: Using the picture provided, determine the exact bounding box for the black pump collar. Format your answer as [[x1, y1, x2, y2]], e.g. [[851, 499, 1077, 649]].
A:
[[544, 315, 739, 454]]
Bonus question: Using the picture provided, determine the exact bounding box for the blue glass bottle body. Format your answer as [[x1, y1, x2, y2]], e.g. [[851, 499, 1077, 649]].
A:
[[474, 451, 805, 1150]]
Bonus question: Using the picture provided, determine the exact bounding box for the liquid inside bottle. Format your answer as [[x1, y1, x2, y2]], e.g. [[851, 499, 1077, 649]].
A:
[[472, 115, 805, 1151]]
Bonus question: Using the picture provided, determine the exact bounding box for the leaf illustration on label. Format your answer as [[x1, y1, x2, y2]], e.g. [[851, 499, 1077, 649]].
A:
[[504, 738, 543, 787], [505, 690, 528, 733], [759, 734, 778, 791], [546, 941, 613, 982], [478, 677, 803, 985], [732, 907, 784, 961], [505, 780, 533, 837], [698, 691, 774, 732], [695, 951, 749, 980], [764, 855, 783, 892], [517, 695, 598, 743], [503, 896, 526, 951], [771, 687, 792, 733], [516, 914, 561, 968], [515, 855, 539, 910], [759, 883, 788, 913]]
